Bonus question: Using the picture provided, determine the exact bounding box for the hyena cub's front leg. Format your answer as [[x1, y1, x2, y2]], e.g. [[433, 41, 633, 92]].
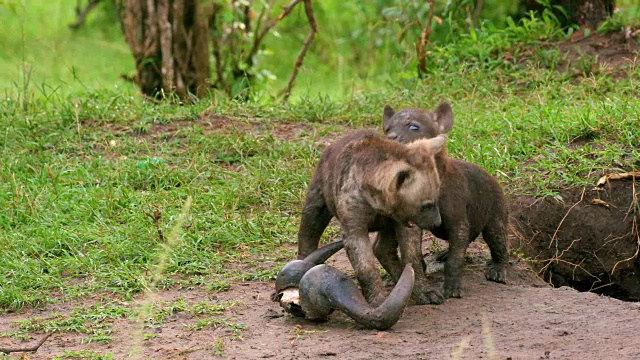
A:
[[344, 229, 388, 306], [376, 223, 444, 304], [443, 224, 471, 299], [397, 224, 445, 305]]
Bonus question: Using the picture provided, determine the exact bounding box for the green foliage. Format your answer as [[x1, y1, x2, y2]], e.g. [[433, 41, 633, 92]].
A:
[[54, 350, 114, 360], [209, 1, 280, 98]]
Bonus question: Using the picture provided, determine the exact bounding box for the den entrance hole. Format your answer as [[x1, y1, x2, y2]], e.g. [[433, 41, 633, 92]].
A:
[[510, 173, 640, 301]]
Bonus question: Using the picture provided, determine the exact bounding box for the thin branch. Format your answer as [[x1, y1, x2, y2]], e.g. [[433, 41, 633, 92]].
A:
[[247, 1, 278, 68], [611, 175, 639, 274], [471, 0, 484, 24], [278, 0, 303, 20], [69, 0, 102, 30], [280, 0, 317, 102], [210, 4, 227, 91], [0, 333, 51, 354], [416, 0, 435, 77], [145, 207, 165, 243]]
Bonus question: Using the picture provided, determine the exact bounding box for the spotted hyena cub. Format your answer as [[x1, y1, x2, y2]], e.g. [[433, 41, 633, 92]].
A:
[[380, 102, 509, 303], [297, 130, 448, 305]]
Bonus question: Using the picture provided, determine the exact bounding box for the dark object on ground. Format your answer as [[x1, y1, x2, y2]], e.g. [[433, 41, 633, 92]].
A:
[[275, 241, 415, 330], [0, 333, 51, 355], [511, 174, 640, 301], [381, 102, 509, 301]]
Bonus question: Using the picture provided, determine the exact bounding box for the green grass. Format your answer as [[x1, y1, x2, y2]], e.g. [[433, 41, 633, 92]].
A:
[[1, 298, 239, 344], [2, 56, 638, 310], [53, 350, 115, 360]]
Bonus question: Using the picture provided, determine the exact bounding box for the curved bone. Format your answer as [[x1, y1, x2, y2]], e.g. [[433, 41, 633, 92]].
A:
[[303, 240, 344, 265], [298, 264, 415, 330], [275, 240, 344, 294]]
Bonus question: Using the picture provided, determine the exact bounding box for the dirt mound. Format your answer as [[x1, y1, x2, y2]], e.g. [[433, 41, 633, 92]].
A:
[[561, 29, 640, 70], [510, 173, 640, 301], [510, 29, 640, 77]]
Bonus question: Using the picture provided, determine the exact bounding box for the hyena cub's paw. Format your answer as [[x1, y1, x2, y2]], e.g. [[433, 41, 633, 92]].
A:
[[443, 283, 462, 299], [485, 262, 507, 284], [413, 287, 445, 305]]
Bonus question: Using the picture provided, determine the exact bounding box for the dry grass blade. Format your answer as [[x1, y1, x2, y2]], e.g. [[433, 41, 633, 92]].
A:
[[590, 198, 611, 208]]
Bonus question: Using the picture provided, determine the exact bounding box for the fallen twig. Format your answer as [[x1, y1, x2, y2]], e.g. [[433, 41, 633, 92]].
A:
[[590, 198, 611, 208], [0, 333, 51, 354]]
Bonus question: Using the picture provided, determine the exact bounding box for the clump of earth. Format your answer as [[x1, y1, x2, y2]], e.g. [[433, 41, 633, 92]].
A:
[[510, 173, 640, 301]]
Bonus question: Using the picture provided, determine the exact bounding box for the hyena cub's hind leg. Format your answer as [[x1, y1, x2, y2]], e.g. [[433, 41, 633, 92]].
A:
[[297, 182, 333, 259], [374, 224, 408, 282], [375, 225, 428, 282], [481, 217, 509, 284]]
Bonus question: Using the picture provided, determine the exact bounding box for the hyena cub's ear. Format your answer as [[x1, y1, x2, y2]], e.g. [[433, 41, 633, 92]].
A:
[[434, 102, 454, 135], [405, 134, 447, 165], [383, 105, 396, 127], [408, 134, 447, 153], [392, 168, 414, 193]]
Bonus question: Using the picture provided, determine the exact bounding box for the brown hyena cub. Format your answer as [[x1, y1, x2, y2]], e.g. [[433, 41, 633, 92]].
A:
[[380, 102, 509, 303], [297, 130, 447, 306]]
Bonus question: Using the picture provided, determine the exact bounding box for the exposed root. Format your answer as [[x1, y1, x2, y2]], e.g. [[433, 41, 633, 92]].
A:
[[549, 187, 586, 249], [611, 174, 639, 274], [0, 333, 51, 354]]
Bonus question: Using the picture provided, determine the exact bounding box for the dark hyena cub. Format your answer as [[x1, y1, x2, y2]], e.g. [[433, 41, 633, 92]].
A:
[[379, 102, 509, 302], [297, 130, 447, 305]]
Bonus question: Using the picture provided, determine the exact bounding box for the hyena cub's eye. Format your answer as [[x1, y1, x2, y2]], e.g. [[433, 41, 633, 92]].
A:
[[409, 124, 420, 131], [420, 202, 435, 212]]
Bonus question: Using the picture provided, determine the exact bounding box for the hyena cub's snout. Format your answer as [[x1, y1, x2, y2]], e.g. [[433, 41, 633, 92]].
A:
[[413, 201, 441, 229], [398, 135, 445, 230]]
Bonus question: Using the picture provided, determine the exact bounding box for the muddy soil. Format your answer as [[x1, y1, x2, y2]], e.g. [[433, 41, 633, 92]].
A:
[[2, 243, 640, 360]]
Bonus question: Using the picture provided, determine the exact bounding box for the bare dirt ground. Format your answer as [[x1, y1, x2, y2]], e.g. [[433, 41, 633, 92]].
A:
[[2, 241, 640, 360]]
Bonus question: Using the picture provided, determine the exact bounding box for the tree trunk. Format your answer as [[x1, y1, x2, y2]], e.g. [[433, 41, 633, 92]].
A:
[[521, 0, 616, 28], [117, 0, 210, 100]]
